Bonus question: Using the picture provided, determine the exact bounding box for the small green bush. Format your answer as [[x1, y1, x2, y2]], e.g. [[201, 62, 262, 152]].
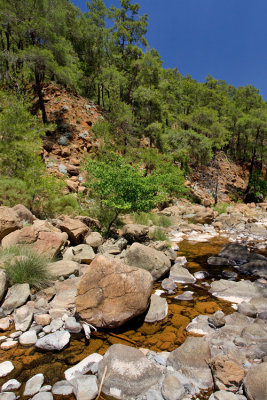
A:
[[213, 202, 229, 215], [132, 212, 172, 228], [150, 228, 169, 242], [1, 245, 52, 289]]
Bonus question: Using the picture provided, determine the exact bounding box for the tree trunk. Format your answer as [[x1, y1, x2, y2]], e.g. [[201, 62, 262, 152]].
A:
[[246, 127, 260, 193], [35, 69, 48, 124]]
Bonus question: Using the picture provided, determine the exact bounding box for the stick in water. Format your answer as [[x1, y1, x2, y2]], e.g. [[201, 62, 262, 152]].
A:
[[96, 366, 107, 400]]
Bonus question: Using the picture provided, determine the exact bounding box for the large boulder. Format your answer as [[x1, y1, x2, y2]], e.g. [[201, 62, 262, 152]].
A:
[[125, 242, 171, 280], [1, 226, 37, 248], [85, 232, 104, 249], [209, 354, 244, 392], [122, 224, 149, 243], [75, 255, 153, 328], [0, 206, 22, 241], [97, 344, 162, 399], [244, 362, 267, 400], [192, 207, 215, 224], [2, 283, 30, 314], [0, 270, 7, 302], [238, 260, 267, 279], [218, 243, 250, 265], [167, 337, 213, 389], [59, 216, 89, 244]]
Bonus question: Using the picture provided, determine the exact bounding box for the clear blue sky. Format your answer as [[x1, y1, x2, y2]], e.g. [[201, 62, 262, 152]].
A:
[[72, 0, 267, 100]]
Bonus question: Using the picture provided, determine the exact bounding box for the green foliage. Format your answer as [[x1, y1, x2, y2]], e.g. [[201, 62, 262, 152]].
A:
[[245, 171, 267, 202], [86, 153, 173, 233], [1, 245, 52, 289], [132, 212, 172, 227], [213, 202, 229, 215], [150, 228, 169, 242]]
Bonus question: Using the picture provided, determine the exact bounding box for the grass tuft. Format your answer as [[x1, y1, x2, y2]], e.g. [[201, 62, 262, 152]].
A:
[[132, 212, 172, 228], [0, 245, 52, 289]]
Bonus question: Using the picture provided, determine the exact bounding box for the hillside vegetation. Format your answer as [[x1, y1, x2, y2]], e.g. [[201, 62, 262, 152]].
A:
[[0, 0, 266, 222]]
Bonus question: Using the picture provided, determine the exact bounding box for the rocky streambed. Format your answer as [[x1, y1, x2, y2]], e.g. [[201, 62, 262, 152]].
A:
[[0, 202, 267, 400]]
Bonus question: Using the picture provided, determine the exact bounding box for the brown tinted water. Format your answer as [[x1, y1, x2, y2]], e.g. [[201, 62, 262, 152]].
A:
[[0, 238, 238, 393]]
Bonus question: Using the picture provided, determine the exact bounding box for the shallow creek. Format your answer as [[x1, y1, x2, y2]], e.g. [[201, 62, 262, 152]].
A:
[[0, 237, 253, 394]]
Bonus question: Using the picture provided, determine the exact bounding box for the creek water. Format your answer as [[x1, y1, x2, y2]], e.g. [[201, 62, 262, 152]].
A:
[[0, 237, 258, 396]]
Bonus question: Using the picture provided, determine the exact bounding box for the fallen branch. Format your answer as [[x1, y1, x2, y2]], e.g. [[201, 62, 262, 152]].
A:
[[96, 366, 107, 400]]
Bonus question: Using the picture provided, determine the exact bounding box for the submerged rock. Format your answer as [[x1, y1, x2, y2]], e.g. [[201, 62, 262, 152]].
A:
[[218, 243, 249, 265], [75, 255, 153, 329], [209, 279, 267, 303], [64, 353, 103, 381], [169, 265, 196, 284]]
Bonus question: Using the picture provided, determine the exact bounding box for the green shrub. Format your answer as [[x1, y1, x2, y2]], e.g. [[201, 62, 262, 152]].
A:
[[1, 245, 52, 289], [150, 228, 169, 242], [213, 202, 229, 215], [132, 212, 172, 228]]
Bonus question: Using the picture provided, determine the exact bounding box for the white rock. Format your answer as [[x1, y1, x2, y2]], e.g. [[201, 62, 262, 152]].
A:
[[39, 386, 52, 392], [169, 265, 196, 284], [0, 341, 17, 350], [19, 331, 37, 346], [31, 392, 53, 400], [64, 353, 103, 381], [0, 393, 16, 400], [174, 256, 187, 266], [0, 337, 7, 342], [1, 379, 21, 392], [14, 304, 33, 332], [72, 375, 98, 400], [35, 331, 70, 351], [52, 380, 73, 396], [0, 318, 11, 331], [23, 374, 44, 396], [0, 362, 14, 378], [50, 318, 63, 332], [64, 317, 82, 333]]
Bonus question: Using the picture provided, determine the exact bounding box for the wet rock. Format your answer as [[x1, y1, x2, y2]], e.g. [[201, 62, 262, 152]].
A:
[[19, 330, 37, 346], [175, 291, 194, 301], [221, 270, 237, 280], [1, 379, 21, 392], [14, 304, 33, 332], [0, 206, 22, 241], [161, 278, 177, 293], [64, 353, 103, 381], [174, 256, 187, 266], [0, 271, 7, 303], [75, 255, 153, 329], [1, 341, 17, 350], [0, 393, 16, 400], [13, 204, 35, 224], [219, 243, 249, 265], [238, 260, 267, 279], [167, 337, 212, 389], [244, 362, 267, 400], [47, 260, 80, 279], [122, 224, 149, 243], [194, 271, 209, 280], [208, 311, 226, 329], [52, 380, 73, 396], [58, 216, 89, 244], [169, 265, 196, 284], [209, 391, 241, 400], [2, 283, 30, 314], [186, 315, 214, 336], [85, 232, 104, 249], [0, 318, 11, 332], [209, 355, 244, 392], [144, 294, 168, 323], [31, 392, 53, 400], [209, 279, 267, 304], [98, 344, 162, 399], [207, 257, 231, 266], [161, 375, 185, 400], [72, 375, 98, 400], [0, 362, 14, 378], [64, 317, 82, 333], [35, 331, 70, 351], [23, 373, 44, 396], [125, 242, 171, 280]]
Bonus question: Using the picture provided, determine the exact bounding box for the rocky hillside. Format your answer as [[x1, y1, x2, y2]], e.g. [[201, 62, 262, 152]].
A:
[[37, 84, 251, 206]]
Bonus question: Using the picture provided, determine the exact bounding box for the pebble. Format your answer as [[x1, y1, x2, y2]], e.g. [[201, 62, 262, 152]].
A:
[[19, 331, 37, 346], [0, 341, 17, 350], [194, 271, 209, 280], [175, 291, 194, 301], [9, 332, 22, 339], [1, 379, 21, 392], [23, 373, 44, 396], [32, 392, 53, 400], [0, 362, 14, 378]]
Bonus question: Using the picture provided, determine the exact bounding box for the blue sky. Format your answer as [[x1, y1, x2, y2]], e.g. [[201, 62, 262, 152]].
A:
[[72, 0, 267, 100]]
